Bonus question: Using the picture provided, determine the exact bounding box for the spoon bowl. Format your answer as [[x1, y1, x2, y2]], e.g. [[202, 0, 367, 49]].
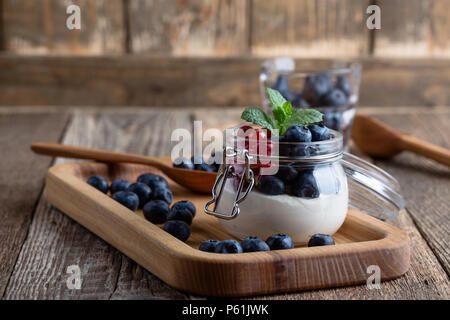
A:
[[352, 115, 450, 167], [31, 142, 217, 193]]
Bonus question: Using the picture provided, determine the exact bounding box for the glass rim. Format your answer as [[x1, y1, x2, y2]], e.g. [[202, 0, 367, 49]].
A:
[[261, 57, 362, 75]]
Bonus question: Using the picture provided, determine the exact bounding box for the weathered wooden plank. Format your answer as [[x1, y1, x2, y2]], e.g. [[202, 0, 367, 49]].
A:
[[371, 111, 450, 275], [0, 112, 69, 298], [374, 0, 450, 57], [0, 55, 449, 108], [251, 0, 370, 57], [3, 110, 195, 299], [3, 0, 125, 54], [129, 0, 249, 56], [195, 107, 450, 300]]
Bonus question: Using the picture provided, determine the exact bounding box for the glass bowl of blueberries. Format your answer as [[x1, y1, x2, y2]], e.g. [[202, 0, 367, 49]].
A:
[[260, 57, 362, 149]]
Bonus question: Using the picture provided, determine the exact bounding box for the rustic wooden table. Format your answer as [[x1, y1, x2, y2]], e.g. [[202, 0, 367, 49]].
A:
[[0, 106, 449, 300]]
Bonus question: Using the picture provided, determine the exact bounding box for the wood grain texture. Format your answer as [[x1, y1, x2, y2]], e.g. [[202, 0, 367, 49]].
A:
[[0, 112, 69, 298], [370, 111, 450, 275], [251, 0, 370, 57], [43, 161, 409, 297], [375, 0, 450, 57], [3, 0, 125, 54], [129, 0, 249, 56], [0, 55, 449, 107], [3, 110, 195, 299]]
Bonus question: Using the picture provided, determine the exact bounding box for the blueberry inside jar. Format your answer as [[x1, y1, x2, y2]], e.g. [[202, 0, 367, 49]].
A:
[[212, 124, 348, 245]]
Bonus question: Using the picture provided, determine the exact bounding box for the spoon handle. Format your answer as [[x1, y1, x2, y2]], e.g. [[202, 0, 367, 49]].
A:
[[30, 142, 167, 170], [399, 135, 450, 167]]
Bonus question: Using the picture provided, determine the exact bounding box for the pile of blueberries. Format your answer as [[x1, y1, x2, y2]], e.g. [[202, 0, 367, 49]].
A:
[[272, 73, 353, 131], [86, 174, 196, 242], [256, 123, 330, 198], [172, 153, 221, 172], [200, 233, 335, 254]]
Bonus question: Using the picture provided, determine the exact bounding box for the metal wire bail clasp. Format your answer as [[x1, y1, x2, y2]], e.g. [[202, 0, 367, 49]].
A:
[[204, 147, 255, 220]]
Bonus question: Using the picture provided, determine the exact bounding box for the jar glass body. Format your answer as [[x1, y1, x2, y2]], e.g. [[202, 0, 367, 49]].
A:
[[215, 128, 348, 245]]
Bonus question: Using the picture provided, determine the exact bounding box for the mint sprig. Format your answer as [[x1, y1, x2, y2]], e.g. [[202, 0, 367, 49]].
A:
[[240, 88, 323, 135]]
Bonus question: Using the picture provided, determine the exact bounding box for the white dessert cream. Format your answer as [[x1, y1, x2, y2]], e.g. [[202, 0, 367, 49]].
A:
[[217, 179, 348, 244]]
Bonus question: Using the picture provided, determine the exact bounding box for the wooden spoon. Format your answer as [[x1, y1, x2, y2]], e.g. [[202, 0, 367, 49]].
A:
[[30, 142, 217, 193], [352, 114, 450, 167]]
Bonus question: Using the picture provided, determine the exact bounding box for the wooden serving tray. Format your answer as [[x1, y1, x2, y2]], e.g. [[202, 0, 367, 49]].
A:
[[45, 160, 410, 297]]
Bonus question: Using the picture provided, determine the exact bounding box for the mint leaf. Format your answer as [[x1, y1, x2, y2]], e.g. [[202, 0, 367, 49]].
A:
[[241, 107, 277, 131], [272, 101, 292, 124], [267, 88, 287, 109], [279, 108, 323, 135]]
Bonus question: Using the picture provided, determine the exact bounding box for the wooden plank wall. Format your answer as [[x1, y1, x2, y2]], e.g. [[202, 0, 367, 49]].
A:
[[1, 0, 449, 57]]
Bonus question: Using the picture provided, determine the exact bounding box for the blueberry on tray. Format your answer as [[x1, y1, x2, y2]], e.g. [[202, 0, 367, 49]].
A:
[[199, 240, 220, 252], [87, 175, 109, 194], [168, 206, 193, 225], [241, 237, 270, 252], [143, 200, 170, 224], [137, 173, 169, 190], [308, 234, 335, 247], [214, 240, 243, 254], [126, 182, 152, 208], [163, 220, 190, 242], [111, 191, 139, 211], [171, 200, 196, 217], [265, 234, 294, 250], [110, 179, 131, 194]]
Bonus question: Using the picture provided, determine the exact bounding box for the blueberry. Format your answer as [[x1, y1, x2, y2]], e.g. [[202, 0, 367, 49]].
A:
[[195, 163, 216, 172], [126, 182, 152, 208], [207, 151, 222, 172], [288, 144, 314, 157], [173, 157, 194, 170], [256, 176, 285, 195], [336, 75, 352, 97], [137, 173, 169, 190], [308, 124, 331, 141], [303, 73, 333, 104], [276, 164, 298, 183], [152, 187, 173, 204], [171, 200, 196, 217], [283, 125, 312, 142], [199, 239, 220, 252], [168, 206, 193, 225], [87, 176, 109, 194], [308, 234, 335, 247], [109, 179, 132, 194], [163, 220, 190, 242], [272, 75, 300, 103], [292, 96, 310, 108], [291, 170, 319, 198], [320, 88, 347, 107], [265, 234, 294, 250], [143, 200, 170, 224], [191, 155, 205, 165], [323, 111, 343, 131], [214, 240, 243, 254], [111, 191, 139, 211], [241, 237, 270, 252]]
